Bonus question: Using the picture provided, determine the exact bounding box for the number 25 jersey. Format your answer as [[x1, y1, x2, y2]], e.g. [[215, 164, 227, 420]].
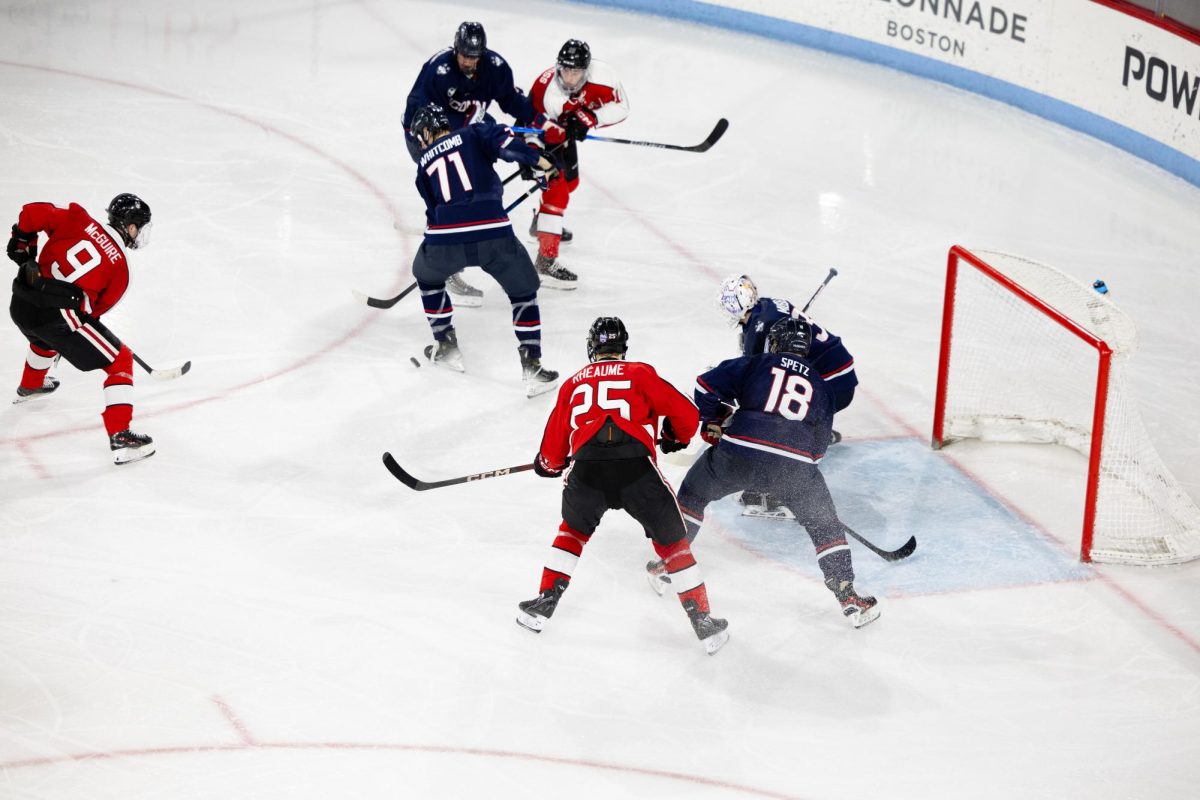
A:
[[539, 359, 699, 469]]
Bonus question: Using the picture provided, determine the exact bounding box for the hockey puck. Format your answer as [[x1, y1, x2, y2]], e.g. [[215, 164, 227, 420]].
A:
[[409, 356, 421, 368]]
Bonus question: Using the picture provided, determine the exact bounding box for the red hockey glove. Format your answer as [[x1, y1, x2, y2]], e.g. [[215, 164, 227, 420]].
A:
[[564, 107, 597, 142], [542, 120, 567, 146], [700, 420, 724, 446], [657, 418, 688, 454], [7, 224, 37, 266], [533, 453, 567, 478]]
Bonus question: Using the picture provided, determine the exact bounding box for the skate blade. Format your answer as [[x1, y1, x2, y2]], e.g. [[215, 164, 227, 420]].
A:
[[742, 507, 795, 521], [448, 294, 482, 308], [537, 275, 578, 291], [703, 629, 730, 655], [525, 379, 559, 399], [515, 610, 546, 633], [847, 605, 881, 629], [647, 571, 671, 597], [425, 350, 466, 373], [113, 446, 156, 465]]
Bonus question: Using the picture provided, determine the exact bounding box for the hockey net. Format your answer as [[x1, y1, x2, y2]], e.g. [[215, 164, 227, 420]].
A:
[[932, 246, 1200, 565]]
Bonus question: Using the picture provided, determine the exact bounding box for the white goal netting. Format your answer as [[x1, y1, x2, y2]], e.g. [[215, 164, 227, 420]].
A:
[[937, 247, 1200, 565]]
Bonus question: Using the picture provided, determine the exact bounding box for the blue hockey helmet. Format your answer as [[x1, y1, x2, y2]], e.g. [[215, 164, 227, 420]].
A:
[[411, 103, 450, 144], [766, 317, 812, 358], [454, 22, 487, 59]]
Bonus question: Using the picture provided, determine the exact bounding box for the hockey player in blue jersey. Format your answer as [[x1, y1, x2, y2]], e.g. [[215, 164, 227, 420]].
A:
[[717, 273, 858, 518], [409, 103, 560, 398], [403, 22, 538, 306], [647, 317, 880, 628]]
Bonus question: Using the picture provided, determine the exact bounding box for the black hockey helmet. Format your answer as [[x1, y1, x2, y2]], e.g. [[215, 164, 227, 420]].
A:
[[106, 193, 152, 249], [555, 39, 591, 93], [766, 317, 812, 358], [454, 21, 487, 59], [557, 39, 591, 70], [411, 103, 450, 144], [587, 316, 629, 362]]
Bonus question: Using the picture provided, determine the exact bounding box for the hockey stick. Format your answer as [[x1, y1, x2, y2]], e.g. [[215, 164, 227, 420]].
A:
[[132, 351, 191, 381], [353, 180, 547, 309], [843, 523, 917, 562], [382, 452, 534, 490], [511, 118, 729, 153], [801, 267, 839, 314], [352, 281, 419, 310]]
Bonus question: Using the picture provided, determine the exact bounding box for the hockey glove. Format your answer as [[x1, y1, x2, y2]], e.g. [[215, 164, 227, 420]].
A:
[[7, 225, 37, 266], [533, 453, 567, 478], [542, 121, 567, 146], [564, 107, 597, 142], [700, 420, 724, 446], [657, 418, 688, 454]]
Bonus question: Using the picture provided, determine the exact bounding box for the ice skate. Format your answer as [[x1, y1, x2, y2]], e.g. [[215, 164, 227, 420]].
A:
[[529, 211, 572, 244], [535, 254, 578, 290], [110, 429, 156, 465], [519, 346, 559, 398], [739, 491, 795, 521], [423, 328, 465, 372], [683, 599, 730, 655], [446, 271, 483, 308], [13, 376, 60, 404], [646, 559, 671, 597], [832, 580, 880, 629], [516, 578, 568, 633]]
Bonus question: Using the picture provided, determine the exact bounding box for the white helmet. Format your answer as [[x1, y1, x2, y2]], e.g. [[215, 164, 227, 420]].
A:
[[717, 274, 758, 325]]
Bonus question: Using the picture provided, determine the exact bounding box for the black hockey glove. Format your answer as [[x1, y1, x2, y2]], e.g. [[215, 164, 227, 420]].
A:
[[533, 453, 567, 478], [657, 418, 687, 454], [564, 107, 597, 142], [7, 224, 37, 266]]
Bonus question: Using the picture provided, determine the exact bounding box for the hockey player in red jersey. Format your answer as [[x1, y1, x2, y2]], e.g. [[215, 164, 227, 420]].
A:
[[526, 39, 629, 289], [7, 194, 156, 464], [516, 317, 730, 655]]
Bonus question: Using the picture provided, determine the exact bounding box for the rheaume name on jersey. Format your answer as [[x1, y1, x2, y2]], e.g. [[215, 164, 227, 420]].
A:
[[415, 121, 543, 244], [695, 353, 836, 466]]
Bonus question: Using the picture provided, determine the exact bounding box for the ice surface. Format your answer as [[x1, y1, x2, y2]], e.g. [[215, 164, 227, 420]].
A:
[[1, 1, 1198, 798]]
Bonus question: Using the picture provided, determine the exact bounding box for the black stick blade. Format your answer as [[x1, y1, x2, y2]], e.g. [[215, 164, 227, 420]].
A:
[[693, 118, 729, 152], [382, 452, 421, 489], [844, 524, 918, 562]]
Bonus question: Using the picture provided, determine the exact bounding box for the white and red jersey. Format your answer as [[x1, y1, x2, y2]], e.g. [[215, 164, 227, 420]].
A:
[[530, 60, 630, 129], [539, 358, 699, 470], [18, 202, 130, 317]]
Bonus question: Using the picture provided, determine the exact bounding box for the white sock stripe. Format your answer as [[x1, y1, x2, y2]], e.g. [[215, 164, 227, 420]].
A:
[[104, 383, 134, 407], [670, 563, 704, 593], [26, 350, 56, 370], [536, 213, 563, 236], [425, 311, 454, 320], [514, 324, 542, 332], [817, 543, 851, 560], [546, 547, 580, 577], [83, 324, 119, 359]]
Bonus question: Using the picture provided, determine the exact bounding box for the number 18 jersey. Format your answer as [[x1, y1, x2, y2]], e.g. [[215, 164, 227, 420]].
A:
[[539, 359, 699, 469], [695, 353, 835, 466]]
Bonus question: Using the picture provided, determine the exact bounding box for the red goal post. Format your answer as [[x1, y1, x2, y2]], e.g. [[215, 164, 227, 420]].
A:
[[931, 245, 1200, 565]]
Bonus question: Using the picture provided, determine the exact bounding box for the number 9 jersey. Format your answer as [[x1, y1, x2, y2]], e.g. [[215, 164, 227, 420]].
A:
[[538, 359, 699, 470], [17, 202, 129, 318], [695, 353, 836, 466]]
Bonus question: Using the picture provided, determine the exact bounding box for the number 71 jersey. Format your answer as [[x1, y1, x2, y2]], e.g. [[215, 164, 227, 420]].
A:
[[538, 359, 699, 468], [696, 353, 836, 466]]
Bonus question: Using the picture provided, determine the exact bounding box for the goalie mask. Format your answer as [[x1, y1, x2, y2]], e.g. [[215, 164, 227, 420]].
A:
[[717, 274, 758, 326], [586, 316, 629, 362]]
